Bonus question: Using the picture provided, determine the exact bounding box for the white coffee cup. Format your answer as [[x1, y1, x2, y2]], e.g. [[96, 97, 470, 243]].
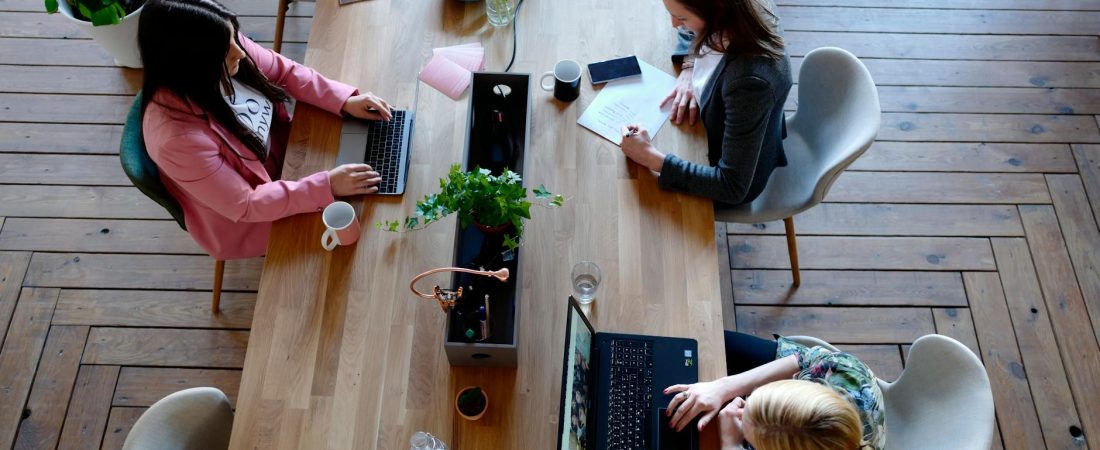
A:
[[321, 201, 360, 251]]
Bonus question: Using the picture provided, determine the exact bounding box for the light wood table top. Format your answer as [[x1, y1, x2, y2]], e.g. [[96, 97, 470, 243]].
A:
[[229, 1, 726, 448]]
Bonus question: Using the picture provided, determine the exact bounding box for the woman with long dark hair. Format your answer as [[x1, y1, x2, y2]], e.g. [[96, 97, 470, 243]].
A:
[[139, 0, 392, 259], [619, 0, 792, 206]]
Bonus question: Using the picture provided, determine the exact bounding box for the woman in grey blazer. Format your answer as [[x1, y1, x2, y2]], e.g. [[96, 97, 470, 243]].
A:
[[620, 0, 792, 206]]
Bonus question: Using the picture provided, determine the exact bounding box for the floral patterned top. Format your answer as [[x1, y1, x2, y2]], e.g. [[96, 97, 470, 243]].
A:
[[775, 337, 887, 450]]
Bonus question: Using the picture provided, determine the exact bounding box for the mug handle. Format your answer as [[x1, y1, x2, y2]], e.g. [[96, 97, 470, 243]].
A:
[[540, 71, 556, 91], [321, 228, 339, 251]]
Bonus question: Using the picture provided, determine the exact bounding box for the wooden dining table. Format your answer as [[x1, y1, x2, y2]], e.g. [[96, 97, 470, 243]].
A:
[[228, 0, 726, 448]]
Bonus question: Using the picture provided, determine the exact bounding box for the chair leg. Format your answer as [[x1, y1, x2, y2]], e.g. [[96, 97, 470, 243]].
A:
[[273, 0, 290, 54], [783, 217, 801, 288], [212, 260, 225, 313]]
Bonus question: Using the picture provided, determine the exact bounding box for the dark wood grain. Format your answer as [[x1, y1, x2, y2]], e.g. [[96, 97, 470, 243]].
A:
[[1046, 175, 1100, 342], [780, 6, 1100, 35], [848, 142, 1077, 173], [99, 407, 146, 450], [55, 365, 119, 450], [13, 326, 88, 450], [731, 270, 967, 306], [825, 172, 1052, 204], [0, 218, 203, 254], [53, 289, 253, 329], [1019, 206, 1100, 449], [991, 238, 1086, 449], [735, 306, 936, 343], [730, 236, 995, 271], [725, 203, 1024, 237], [113, 367, 241, 407], [0, 251, 31, 349], [0, 37, 305, 66], [0, 288, 59, 449], [1074, 144, 1100, 228], [963, 272, 1044, 450], [0, 154, 130, 185], [0, 186, 170, 220], [877, 113, 1100, 143], [785, 31, 1100, 61], [83, 328, 248, 368], [25, 253, 262, 291], [792, 58, 1100, 89], [0, 123, 123, 154]]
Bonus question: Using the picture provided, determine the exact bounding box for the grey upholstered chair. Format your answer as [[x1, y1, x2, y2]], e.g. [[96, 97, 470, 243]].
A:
[[122, 387, 234, 450], [787, 334, 996, 450], [716, 47, 880, 286]]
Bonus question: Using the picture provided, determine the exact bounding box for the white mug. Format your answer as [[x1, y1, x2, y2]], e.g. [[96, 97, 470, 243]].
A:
[[321, 201, 361, 251]]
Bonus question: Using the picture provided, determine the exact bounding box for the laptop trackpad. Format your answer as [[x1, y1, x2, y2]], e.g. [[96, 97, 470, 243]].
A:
[[657, 408, 698, 449]]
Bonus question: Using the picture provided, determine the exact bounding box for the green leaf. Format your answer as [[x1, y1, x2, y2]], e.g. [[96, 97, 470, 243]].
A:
[[44, 0, 58, 13], [404, 216, 419, 230], [551, 194, 565, 207], [89, 4, 119, 25], [503, 234, 519, 251], [533, 185, 550, 199]]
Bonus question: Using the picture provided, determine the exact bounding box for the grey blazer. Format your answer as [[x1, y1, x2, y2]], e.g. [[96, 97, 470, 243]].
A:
[[658, 51, 792, 206]]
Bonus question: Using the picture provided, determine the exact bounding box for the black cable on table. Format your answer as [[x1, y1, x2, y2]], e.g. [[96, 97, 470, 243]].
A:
[[504, 0, 525, 72]]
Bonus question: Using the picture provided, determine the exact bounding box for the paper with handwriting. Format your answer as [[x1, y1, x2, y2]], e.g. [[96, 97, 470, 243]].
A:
[[577, 58, 676, 145]]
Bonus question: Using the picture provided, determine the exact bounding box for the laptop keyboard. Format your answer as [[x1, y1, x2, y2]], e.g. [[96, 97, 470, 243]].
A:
[[363, 110, 408, 194], [607, 338, 655, 450]]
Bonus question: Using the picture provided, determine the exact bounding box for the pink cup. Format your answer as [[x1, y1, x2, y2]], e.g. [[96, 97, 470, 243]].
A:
[[321, 201, 360, 251]]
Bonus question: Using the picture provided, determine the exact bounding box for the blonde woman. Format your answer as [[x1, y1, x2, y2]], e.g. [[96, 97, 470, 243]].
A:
[[664, 332, 885, 449]]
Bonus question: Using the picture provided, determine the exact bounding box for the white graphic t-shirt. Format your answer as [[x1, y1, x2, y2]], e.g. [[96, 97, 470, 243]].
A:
[[223, 78, 274, 148]]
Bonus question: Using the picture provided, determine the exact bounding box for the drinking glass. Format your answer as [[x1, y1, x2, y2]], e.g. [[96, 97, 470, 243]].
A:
[[485, 0, 514, 27], [571, 261, 602, 305], [410, 431, 446, 450]]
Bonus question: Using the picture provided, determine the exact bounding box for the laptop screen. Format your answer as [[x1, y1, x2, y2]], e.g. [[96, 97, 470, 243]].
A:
[[558, 299, 595, 450]]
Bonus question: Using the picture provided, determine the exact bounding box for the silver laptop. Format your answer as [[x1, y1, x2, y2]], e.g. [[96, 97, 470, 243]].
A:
[[336, 81, 420, 195]]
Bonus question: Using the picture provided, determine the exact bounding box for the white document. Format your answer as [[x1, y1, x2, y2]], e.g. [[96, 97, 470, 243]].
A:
[[578, 58, 677, 145]]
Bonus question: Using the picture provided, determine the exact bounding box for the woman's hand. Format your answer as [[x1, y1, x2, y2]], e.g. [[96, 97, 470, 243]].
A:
[[664, 379, 736, 432], [342, 92, 393, 121], [619, 124, 666, 172], [328, 163, 382, 196], [718, 397, 747, 450], [661, 68, 698, 126]]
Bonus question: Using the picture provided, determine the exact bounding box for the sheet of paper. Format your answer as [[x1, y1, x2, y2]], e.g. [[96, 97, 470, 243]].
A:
[[419, 53, 472, 100], [577, 58, 676, 145], [421, 43, 486, 98]]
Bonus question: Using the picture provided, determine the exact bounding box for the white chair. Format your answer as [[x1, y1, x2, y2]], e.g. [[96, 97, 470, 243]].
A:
[[122, 387, 234, 450], [716, 47, 881, 287], [787, 334, 995, 450]]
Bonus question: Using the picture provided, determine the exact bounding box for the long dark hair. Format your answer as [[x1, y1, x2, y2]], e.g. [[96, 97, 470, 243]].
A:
[[678, 0, 785, 60], [138, 0, 289, 161]]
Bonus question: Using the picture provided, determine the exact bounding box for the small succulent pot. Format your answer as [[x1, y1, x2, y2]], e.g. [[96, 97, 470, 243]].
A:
[[455, 386, 488, 421]]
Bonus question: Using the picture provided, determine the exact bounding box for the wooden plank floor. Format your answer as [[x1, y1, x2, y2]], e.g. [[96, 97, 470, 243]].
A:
[[0, 1, 1097, 449]]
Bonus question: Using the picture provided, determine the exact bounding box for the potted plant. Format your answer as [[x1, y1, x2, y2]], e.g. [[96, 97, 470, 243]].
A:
[[378, 164, 564, 251], [455, 386, 488, 421], [46, 0, 144, 67]]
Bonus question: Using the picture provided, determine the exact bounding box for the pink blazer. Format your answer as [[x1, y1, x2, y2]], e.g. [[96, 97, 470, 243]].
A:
[[144, 36, 356, 260]]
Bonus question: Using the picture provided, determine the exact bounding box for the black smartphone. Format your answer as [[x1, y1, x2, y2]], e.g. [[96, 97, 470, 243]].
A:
[[587, 56, 642, 85]]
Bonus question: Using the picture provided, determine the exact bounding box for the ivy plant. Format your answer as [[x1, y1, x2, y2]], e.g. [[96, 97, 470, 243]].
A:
[[45, 0, 141, 26], [378, 164, 564, 251]]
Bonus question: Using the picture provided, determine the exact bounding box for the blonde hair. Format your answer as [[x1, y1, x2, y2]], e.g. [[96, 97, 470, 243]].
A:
[[743, 379, 863, 450]]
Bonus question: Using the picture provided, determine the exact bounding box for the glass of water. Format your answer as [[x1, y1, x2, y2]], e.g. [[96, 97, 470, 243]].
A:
[[410, 431, 446, 450], [485, 0, 514, 27], [571, 261, 602, 305]]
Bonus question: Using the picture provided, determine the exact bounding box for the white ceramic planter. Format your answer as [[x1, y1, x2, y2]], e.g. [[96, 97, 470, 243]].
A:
[[56, 1, 143, 68]]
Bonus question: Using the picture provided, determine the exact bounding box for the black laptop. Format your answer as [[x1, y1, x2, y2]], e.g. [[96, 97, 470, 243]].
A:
[[556, 297, 699, 450]]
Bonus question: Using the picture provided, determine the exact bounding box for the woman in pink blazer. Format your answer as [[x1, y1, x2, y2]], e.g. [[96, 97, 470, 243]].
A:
[[138, 0, 390, 259]]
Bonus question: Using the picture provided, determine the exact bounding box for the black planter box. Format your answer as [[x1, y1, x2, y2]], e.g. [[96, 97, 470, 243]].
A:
[[443, 72, 531, 367]]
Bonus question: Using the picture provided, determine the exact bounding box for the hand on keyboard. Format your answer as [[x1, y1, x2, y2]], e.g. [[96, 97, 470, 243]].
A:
[[329, 163, 382, 196], [342, 91, 394, 121]]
